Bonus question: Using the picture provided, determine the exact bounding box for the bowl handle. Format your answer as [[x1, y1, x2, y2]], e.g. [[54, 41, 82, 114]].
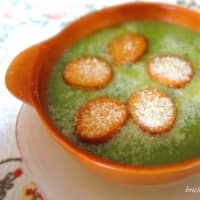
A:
[[6, 44, 42, 105]]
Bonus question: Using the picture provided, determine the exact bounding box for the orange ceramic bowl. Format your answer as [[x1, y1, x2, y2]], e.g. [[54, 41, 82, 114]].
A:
[[6, 2, 200, 184]]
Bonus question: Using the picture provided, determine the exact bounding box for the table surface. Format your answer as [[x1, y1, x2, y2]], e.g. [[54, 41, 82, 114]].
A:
[[1, 0, 200, 199]]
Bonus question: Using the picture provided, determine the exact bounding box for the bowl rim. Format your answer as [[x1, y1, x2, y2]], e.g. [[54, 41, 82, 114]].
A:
[[32, 2, 200, 175]]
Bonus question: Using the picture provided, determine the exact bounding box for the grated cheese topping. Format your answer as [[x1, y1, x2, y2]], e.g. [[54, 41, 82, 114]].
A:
[[77, 57, 111, 82], [123, 38, 136, 51]]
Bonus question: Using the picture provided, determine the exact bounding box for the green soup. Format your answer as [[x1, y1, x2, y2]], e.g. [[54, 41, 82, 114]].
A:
[[48, 21, 200, 166]]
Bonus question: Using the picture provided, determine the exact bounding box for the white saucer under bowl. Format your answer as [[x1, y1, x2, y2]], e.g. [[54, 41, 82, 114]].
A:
[[16, 104, 200, 200]]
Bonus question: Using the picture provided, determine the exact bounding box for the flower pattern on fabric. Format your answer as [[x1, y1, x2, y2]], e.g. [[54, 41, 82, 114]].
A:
[[0, 158, 44, 200], [22, 182, 44, 200], [0, 158, 22, 200], [0, 169, 23, 199]]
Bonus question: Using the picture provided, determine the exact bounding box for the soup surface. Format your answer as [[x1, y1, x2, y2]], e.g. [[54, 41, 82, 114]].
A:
[[48, 21, 200, 166]]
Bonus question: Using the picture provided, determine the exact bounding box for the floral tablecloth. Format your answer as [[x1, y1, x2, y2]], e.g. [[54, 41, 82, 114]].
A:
[[1, 0, 200, 199]]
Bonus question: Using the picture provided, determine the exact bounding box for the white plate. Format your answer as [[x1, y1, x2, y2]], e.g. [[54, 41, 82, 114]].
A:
[[16, 104, 200, 200]]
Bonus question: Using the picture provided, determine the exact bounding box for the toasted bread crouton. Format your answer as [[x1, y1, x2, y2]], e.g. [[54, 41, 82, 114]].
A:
[[128, 89, 176, 135], [75, 97, 128, 143], [148, 55, 194, 88], [108, 34, 147, 64], [64, 56, 113, 89]]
